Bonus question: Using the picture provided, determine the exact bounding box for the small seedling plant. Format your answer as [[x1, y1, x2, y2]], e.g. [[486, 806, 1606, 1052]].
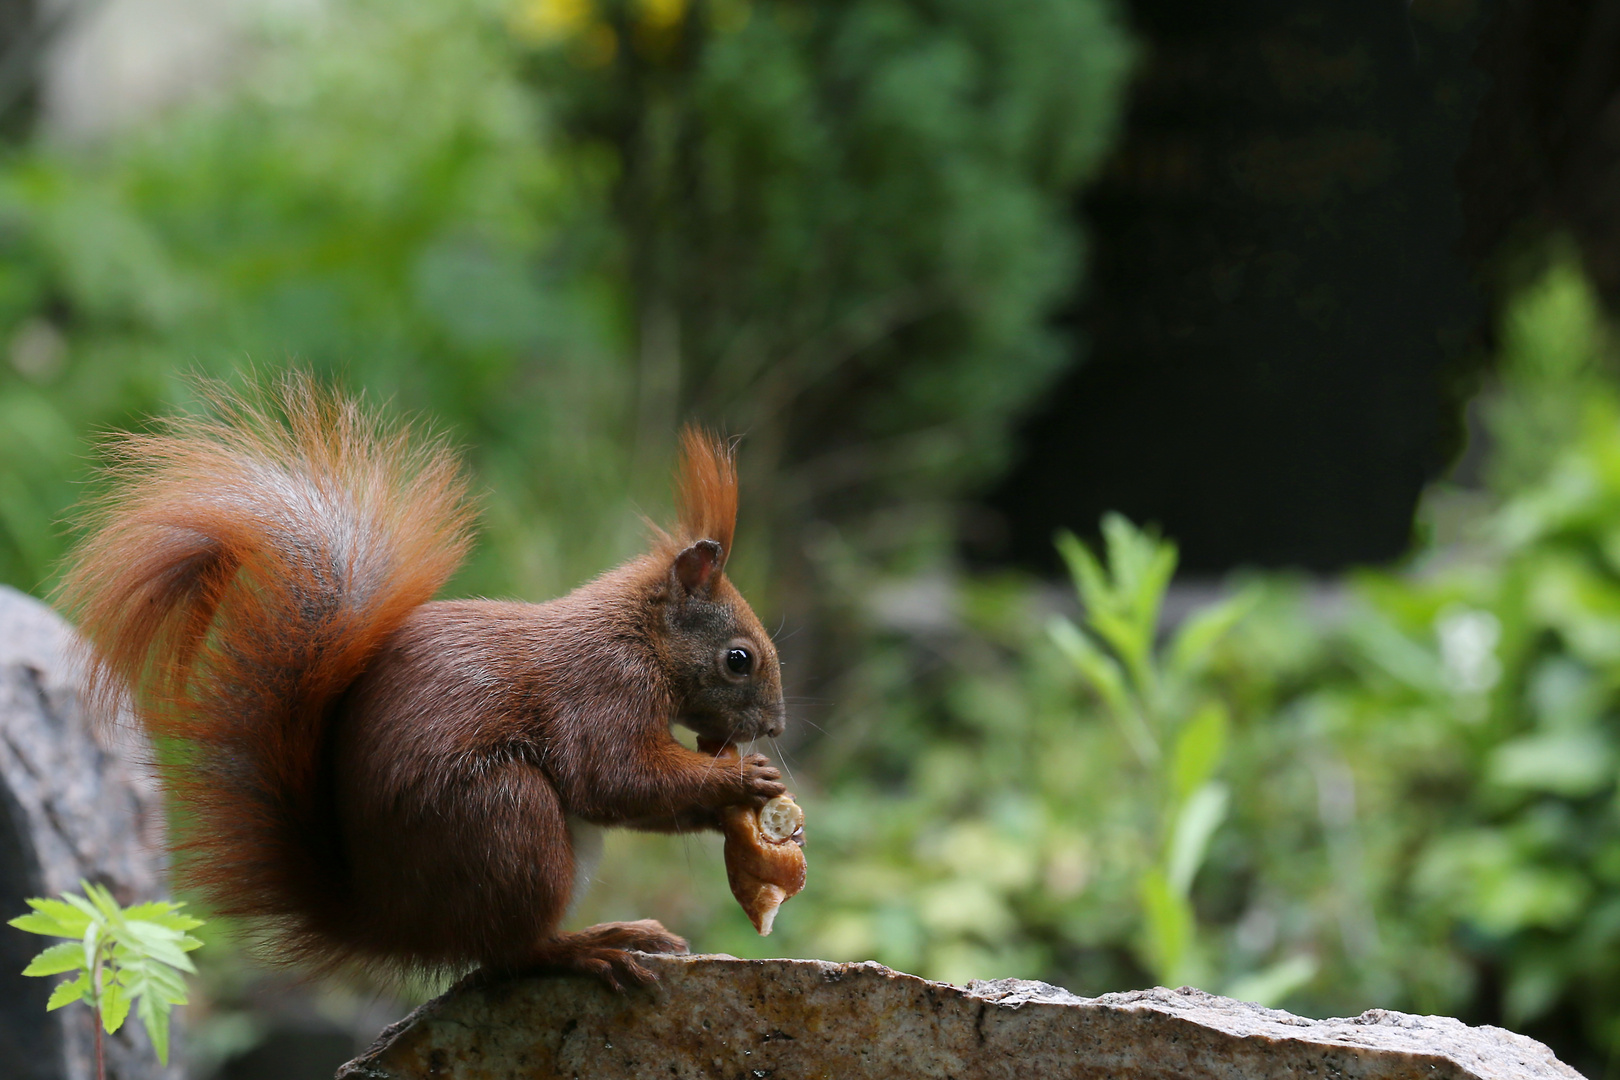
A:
[[10, 881, 203, 1077], [1048, 515, 1314, 1003]]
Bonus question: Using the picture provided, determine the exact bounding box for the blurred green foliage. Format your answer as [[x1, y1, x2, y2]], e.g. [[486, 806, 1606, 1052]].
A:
[[1050, 517, 1281, 997], [0, 0, 1133, 602], [582, 253, 1620, 1075], [522, 0, 1132, 556], [0, 0, 643, 599], [5, 0, 1620, 1070]]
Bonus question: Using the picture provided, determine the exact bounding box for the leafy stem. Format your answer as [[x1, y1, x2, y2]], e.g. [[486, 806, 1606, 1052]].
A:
[[10, 881, 204, 1077], [1050, 516, 1250, 988]]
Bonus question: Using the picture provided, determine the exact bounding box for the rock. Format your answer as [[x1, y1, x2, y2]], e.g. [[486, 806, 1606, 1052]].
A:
[[339, 953, 1580, 1080], [0, 586, 175, 1080]]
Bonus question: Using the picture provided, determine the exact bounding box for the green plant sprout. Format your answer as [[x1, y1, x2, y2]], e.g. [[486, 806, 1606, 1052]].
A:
[[10, 881, 203, 1076], [1049, 514, 1314, 1002]]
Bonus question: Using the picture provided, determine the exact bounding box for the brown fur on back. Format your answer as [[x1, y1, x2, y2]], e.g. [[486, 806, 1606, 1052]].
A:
[[56, 380, 782, 980]]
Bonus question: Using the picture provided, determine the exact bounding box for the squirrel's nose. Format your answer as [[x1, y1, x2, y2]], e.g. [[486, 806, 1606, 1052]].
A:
[[763, 701, 786, 738]]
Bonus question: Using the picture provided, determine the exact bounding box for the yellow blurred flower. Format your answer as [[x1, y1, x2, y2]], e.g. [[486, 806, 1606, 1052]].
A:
[[635, 0, 687, 32], [511, 0, 592, 44]]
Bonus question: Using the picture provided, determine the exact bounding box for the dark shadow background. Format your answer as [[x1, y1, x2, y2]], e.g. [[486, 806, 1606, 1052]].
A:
[[979, 0, 1585, 575]]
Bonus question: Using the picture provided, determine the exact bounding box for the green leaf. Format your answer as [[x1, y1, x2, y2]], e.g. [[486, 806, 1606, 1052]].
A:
[[1088, 604, 1152, 690], [1049, 616, 1158, 763], [1101, 513, 1177, 625], [1168, 591, 1257, 678], [80, 881, 122, 922], [19, 886, 203, 1050], [1225, 954, 1318, 1007], [1064, 515, 1175, 703], [101, 981, 131, 1034], [1102, 514, 1153, 590], [1347, 617, 1446, 697], [1169, 703, 1229, 803], [122, 902, 203, 934], [1139, 867, 1194, 986], [1138, 545, 1178, 622], [1166, 780, 1230, 897], [1486, 731, 1614, 797], [1128, 542, 1178, 637], [119, 917, 180, 943], [1050, 616, 1127, 702], [1415, 831, 1591, 935], [46, 973, 89, 1011], [9, 898, 92, 938], [120, 914, 183, 938], [9, 913, 71, 938], [116, 925, 197, 974], [62, 892, 103, 924], [1055, 530, 1111, 612], [21, 941, 85, 977], [127, 957, 189, 1005], [137, 990, 172, 1065]]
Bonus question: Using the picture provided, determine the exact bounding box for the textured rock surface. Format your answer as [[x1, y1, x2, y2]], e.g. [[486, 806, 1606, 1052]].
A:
[[339, 953, 1580, 1080], [0, 586, 174, 1080]]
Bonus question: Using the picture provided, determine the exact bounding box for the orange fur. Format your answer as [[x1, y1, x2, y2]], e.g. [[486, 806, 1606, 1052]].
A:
[[665, 426, 738, 560], [56, 375, 474, 966]]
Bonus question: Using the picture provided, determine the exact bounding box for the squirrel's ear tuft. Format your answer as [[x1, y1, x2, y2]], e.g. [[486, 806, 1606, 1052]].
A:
[[673, 538, 723, 598], [675, 426, 737, 556]]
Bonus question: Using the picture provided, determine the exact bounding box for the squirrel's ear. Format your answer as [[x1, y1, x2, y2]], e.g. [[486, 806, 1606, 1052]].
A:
[[672, 539, 723, 598]]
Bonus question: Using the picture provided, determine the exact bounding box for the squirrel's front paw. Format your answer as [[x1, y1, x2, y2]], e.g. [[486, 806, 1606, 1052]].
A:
[[736, 752, 786, 804]]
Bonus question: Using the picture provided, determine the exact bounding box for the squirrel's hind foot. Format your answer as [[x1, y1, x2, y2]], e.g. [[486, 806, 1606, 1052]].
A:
[[514, 920, 689, 992], [575, 918, 689, 955], [565, 946, 655, 991]]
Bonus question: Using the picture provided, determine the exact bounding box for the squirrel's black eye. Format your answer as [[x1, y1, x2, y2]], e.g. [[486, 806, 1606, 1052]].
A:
[[725, 647, 753, 677]]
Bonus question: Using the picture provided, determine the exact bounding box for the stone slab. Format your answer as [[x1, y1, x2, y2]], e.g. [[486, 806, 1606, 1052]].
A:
[[337, 954, 1581, 1080]]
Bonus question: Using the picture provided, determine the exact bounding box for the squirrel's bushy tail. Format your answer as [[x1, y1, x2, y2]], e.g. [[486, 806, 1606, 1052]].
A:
[[57, 375, 474, 963]]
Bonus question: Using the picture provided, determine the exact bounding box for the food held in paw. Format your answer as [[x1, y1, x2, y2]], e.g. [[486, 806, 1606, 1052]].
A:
[[719, 796, 806, 935], [704, 742, 807, 935]]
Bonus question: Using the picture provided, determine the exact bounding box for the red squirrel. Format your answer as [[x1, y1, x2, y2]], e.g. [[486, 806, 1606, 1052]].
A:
[[56, 376, 787, 988]]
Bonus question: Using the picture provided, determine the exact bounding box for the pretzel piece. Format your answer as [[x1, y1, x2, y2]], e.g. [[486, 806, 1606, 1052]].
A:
[[703, 742, 807, 935]]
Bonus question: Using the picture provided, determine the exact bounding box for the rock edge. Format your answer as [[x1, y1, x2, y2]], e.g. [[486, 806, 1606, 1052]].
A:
[[338, 953, 1580, 1079]]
